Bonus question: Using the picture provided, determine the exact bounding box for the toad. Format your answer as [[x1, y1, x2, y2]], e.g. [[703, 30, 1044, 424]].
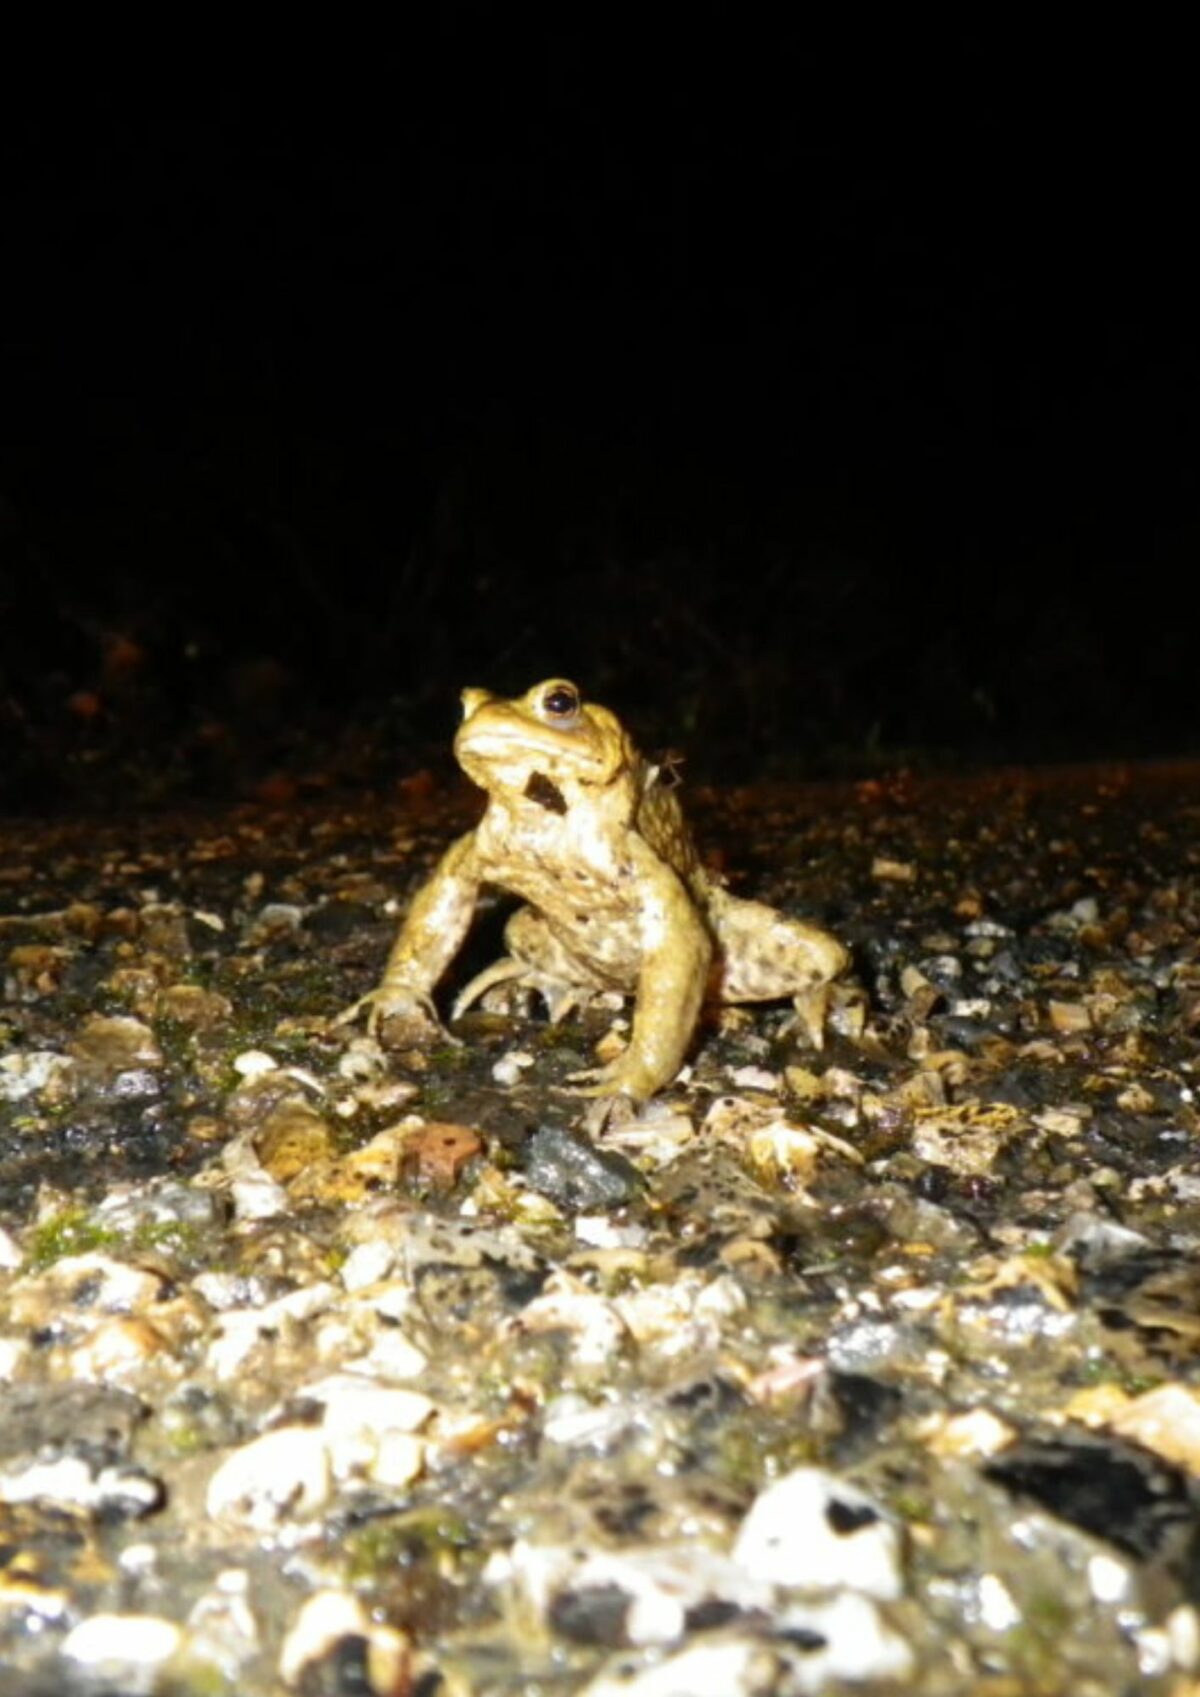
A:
[[344, 679, 848, 1101]]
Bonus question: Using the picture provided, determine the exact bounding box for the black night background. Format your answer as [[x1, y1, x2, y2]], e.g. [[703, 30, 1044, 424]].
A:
[[2, 28, 1197, 811]]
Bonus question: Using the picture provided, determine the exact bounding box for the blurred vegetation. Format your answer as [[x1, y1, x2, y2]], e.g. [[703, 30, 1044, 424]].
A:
[[2, 428, 1196, 814]]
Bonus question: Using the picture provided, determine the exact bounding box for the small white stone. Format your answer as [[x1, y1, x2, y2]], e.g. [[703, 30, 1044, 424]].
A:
[[574, 1214, 649, 1249], [0, 1050, 73, 1100], [307, 1375, 433, 1439], [280, 1589, 369, 1686], [362, 1328, 428, 1379], [221, 1131, 290, 1220], [370, 1432, 426, 1487], [358, 1279, 418, 1325], [280, 1065, 326, 1095], [337, 1037, 387, 1080], [232, 1049, 278, 1079], [0, 1337, 27, 1377], [977, 1572, 1021, 1630], [517, 1275, 629, 1365], [776, 1590, 915, 1686], [61, 1613, 183, 1682], [0, 1455, 93, 1507], [542, 1394, 640, 1449], [36, 1251, 166, 1313], [1166, 1603, 1200, 1671], [206, 1283, 339, 1379], [492, 1049, 535, 1086], [582, 1639, 772, 1697], [1088, 1553, 1131, 1605], [733, 1467, 904, 1599], [206, 1427, 332, 1530], [339, 1239, 397, 1291], [728, 1065, 781, 1091], [299, 1375, 432, 1486], [0, 1226, 21, 1269]]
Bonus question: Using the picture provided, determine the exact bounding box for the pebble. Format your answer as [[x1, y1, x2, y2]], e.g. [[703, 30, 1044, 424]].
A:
[[614, 1272, 746, 1354], [872, 856, 917, 881], [206, 1281, 339, 1379], [10, 1251, 167, 1323], [61, 1613, 184, 1690], [492, 1048, 535, 1085], [68, 1315, 175, 1380], [221, 1132, 290, 1221], [774, 1590, 915, 1687], [301, 1373, 433, 1483], [732, 1468, 904, 1599], [517, 1273, 630, 1366], [727, 1065, 781, 1091], [186, 1567, 262, 1682], [0, 1455, 163, 1518], [337, 1035, 388, 1080], [232, 1048, 280, 1079], [574, 1214, 649, 1250], [69, 1014, 164, 1072], [361, 1327, 428, 1379], [0, 1049, 74, 1101], [542, 1393, 644, 1450], [524, 1122, 642, 1210], [278, 1588, 410, 1692], [745, 1120, 822, 1184], [338, 1238, 397, 1290], [92, 1177, 221, 1233], [1049, 999, 1092, 1033], [582, 1639, 779, 1697], [206, 1426, 333, 1530], [508, 1540, 772, 1646]]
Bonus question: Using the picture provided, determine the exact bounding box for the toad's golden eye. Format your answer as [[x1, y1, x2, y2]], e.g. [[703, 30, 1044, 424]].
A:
[[542, 683, 580, 720]]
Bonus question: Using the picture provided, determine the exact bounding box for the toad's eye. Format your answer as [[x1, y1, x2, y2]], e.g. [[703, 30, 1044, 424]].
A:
[[541, 683, 580, 720]]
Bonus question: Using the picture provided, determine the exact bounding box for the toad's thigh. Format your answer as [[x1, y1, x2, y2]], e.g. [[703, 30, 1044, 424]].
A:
[[711, 894, 847, 1002]]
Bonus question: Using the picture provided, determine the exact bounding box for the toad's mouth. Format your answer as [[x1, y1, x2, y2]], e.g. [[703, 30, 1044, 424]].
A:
[[524, 771, 568, 814]]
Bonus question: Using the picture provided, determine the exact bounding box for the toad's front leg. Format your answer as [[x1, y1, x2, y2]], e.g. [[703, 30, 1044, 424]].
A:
[[571, 846, 712, 1102], [339, 831, 481, 1044]]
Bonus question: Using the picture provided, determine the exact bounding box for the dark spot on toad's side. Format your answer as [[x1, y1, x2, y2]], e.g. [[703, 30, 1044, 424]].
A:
[[524, 772, 568, 814]]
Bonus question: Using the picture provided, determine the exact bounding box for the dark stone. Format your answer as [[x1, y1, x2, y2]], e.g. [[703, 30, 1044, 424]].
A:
[[549, 1583, 631, 1646], [297, 1634, 373, 1696], [522, 1123, 642, 1211], [984, 1437, 1196, 1562], [0, 1384, 146, 1466], [826, 1495, 880, 1535]]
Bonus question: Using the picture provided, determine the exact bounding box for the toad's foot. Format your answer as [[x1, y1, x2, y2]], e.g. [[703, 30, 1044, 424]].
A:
[[453, 957, 595, 1025], [335, 985, 454, 1048], [563, 1052, 668, 1105]]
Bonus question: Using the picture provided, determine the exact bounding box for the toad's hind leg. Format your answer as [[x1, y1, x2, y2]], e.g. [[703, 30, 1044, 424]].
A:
[[707, 889, 848, 1049], [452, 905, 612, 1023]]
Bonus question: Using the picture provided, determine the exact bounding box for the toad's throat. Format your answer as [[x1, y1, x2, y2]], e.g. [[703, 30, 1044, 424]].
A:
[[524, 771, 568, 815]]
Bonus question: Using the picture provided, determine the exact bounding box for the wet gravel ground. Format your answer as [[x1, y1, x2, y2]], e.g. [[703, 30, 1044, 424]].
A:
[[3, 764, 1200, 1695]]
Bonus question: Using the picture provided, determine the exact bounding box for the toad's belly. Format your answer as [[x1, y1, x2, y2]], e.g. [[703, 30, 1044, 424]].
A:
[[498, 884, 650, 990]]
